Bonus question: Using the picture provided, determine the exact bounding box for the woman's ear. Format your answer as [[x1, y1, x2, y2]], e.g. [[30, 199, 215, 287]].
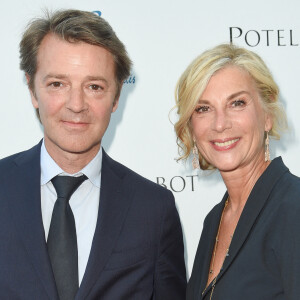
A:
[[265, 113, 273, 132]]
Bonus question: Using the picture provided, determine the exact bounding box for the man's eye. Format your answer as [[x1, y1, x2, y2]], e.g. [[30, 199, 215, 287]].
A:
[[232, 99, 246, 107], [50, 82, 62, 88], [89, 84, 102, 91], [195, 105, 210, 113]]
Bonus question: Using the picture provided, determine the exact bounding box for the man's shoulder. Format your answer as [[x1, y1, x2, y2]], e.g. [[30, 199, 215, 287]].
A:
[[0, 149, 27, 168], [102, 150, 172, 197], [0, 143, 41, 171]]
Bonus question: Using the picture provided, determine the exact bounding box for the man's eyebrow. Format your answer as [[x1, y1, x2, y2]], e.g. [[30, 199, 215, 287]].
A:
[[42, 74, 109, 84], [85, 76, 108, 84], [42, 74, 68, 83]]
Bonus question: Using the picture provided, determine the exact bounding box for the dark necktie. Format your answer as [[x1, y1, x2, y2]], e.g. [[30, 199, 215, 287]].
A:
[[47, 175, 87, 300]]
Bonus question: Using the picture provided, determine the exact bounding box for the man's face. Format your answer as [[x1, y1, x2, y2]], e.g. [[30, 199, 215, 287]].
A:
[[29, 34, 119, 161]]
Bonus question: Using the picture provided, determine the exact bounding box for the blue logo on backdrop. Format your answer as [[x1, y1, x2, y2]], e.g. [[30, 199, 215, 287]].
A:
[[92, 11, 102, 17], [124, 74, 136, 84], [230, 27, 299, 47], [91, 10, 136, 85]]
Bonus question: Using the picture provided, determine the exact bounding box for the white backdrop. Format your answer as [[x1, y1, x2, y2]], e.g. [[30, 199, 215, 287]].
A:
[[1, 0, 300, 276]]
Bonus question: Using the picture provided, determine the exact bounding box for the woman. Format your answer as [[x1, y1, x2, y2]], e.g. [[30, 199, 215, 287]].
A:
[[174, 44, 300, 299]]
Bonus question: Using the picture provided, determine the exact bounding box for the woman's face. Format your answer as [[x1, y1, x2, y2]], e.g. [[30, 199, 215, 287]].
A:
[[191, 66, 272, 172]]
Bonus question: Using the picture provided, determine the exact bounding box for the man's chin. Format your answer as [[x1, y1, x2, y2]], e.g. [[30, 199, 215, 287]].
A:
[[60, 143, 101, 155], [45, 137, 101, 157]]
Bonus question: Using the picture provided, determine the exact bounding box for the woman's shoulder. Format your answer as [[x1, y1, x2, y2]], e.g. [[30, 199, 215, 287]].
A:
[[273, 158, 300, 194], [280, 170, 300, 191], [264, 156, 300, 195], [268, 158, 300, 212], [275, 173, 300, 211]]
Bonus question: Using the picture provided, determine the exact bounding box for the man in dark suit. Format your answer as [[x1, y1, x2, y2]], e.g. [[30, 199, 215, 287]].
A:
[[0, 9, 186, 299]]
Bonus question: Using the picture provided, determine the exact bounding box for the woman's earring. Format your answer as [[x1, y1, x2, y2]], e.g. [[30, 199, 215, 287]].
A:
[[192, 141, 200, 169], [265, 131, 270, 162]]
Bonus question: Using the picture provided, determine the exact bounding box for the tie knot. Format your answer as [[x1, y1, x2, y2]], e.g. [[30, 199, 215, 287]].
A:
[[51, 175, 87, 201]]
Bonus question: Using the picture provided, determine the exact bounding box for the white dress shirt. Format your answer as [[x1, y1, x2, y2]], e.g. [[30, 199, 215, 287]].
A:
[[40, 141, 101, 284]]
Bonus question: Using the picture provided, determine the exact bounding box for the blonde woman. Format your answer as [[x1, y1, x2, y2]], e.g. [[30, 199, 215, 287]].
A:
[[175, 44, 300, 299]]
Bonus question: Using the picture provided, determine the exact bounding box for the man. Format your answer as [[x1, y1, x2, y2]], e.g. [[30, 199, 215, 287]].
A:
[[0, 9, 186, 300]]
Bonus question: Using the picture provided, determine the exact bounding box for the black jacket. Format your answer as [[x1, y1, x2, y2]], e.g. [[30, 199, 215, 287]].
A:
[[187, 157, 300, 300], [0, 142, 186, 299]]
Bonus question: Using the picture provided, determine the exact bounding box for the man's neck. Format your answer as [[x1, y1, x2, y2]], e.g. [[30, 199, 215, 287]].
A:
[[44, 139, 100, 174]]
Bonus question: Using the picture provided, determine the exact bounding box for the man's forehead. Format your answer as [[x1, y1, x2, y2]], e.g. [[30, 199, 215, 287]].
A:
[[36, 33, 116, 72], [37, 33, 114, 61]]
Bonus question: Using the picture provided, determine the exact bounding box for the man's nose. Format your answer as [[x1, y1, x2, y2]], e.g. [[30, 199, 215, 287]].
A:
[[66, 87, 87, 113]]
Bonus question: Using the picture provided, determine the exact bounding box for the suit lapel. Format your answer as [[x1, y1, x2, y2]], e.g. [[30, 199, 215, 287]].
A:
[[7, 142, 58, 300], [196, 196, 227, 299], [77, 150, 135, 299], [202, 157, 288, 299]]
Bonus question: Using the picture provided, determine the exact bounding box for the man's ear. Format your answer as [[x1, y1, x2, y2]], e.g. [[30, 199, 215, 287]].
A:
[[112, 97, 119, 112], [112, 82, 123, 112], [25, 73, 39, 109]]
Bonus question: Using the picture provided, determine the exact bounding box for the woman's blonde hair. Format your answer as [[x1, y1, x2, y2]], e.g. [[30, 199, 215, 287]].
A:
[[174, 43, 287, 170]]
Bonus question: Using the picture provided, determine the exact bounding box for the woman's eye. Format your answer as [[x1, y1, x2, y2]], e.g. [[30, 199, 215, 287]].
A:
[[232, 99, 246, 107], [195, 105, 210, 113]]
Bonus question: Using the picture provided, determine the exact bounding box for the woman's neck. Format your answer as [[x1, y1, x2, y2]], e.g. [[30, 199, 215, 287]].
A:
[[220, 156, 271, 213]]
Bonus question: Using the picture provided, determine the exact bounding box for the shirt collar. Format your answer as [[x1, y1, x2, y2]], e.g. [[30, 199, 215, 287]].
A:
[[40, 140, 102, 188]]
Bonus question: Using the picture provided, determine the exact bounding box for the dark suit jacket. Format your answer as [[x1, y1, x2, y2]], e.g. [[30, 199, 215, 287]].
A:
[[187, 157, 300, 300], [0, 142, 186, 299]]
